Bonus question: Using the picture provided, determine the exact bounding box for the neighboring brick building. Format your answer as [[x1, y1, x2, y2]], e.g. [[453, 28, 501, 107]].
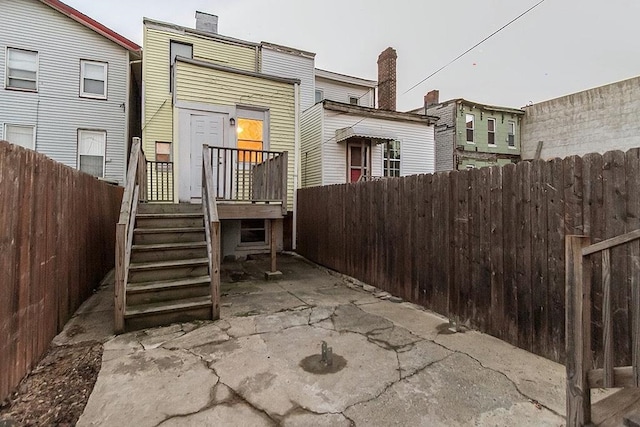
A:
[[409, 91, 524, 171], [520, 75, 640, 160]]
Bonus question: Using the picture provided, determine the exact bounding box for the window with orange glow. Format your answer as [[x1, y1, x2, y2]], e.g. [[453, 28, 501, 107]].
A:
[[237, 118, 263, 162]]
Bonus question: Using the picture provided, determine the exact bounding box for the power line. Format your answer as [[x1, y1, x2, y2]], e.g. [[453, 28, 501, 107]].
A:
[[402, 0, 546, 96]]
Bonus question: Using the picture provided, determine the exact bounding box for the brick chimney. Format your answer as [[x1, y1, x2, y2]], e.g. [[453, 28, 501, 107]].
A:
[[424, 90, 439, 108], [195, 11, 218, 34], [377, 47, 397, 111]]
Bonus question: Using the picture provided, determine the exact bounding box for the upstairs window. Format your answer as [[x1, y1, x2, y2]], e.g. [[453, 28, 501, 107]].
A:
[[466, 114, 474, 143], [4, 124, 35, 149], [170, 41, 193, 92], [315, 89, 324, 103], [78, 130, 106, 178], [6, 48, 38, 91], [487, 118, 496, 146], [80, 60, 107, 99], [383, 140, 401, 177], [508, 121, 516, 147]]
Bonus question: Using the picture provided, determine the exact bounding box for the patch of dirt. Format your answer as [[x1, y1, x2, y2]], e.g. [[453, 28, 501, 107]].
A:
[[0, 342, 102, 426]]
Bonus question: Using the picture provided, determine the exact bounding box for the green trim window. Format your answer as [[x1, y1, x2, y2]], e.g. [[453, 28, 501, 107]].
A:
[[466, 114, 474, 143], [487, 118, 496, 146]]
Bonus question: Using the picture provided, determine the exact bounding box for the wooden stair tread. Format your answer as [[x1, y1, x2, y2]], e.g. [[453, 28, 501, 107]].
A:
[[125, 296, 212, 318], [129, 258, 209, 271], [132, 241, 207, 251], [134, 227, 205, 234], [137, 213, 203, 218], [127, 275, 210, 293]]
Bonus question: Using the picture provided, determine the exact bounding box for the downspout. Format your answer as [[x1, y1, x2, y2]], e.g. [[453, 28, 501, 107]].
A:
[[293, 82, 300, 251]]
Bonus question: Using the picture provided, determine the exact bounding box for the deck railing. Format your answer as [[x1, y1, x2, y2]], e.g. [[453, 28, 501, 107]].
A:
[[115, 137, 146, 333], [146, 160, 173, 202], [208, 146, 287, 209], [566, 230, 640, 425], [202, 145, 221, 321]]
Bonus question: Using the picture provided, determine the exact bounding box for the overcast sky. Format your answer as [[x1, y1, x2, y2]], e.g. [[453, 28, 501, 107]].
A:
[[64, 0, 640, 111]]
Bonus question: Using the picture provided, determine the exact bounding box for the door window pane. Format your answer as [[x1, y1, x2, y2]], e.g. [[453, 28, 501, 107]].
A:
[[237, 118, 263, 162]]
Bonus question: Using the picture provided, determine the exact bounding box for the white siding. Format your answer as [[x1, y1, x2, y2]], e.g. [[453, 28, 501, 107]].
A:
[[322, 109, 434, 185], [0, 0, 129, 184], [261, 47, 315, 112], [315, 77, 375, 108], [300, 103, 323, 187]]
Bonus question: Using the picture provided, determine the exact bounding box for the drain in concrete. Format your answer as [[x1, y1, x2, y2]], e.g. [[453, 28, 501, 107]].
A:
[[299, 341, 347, 374]]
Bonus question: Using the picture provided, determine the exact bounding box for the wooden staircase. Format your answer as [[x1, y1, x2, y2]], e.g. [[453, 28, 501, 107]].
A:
[[124, 203, 212, 331]]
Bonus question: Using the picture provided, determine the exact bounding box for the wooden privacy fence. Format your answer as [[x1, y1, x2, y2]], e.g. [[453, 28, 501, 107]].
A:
[[297, 148, 640, 365], [0, 141, 123, 402]]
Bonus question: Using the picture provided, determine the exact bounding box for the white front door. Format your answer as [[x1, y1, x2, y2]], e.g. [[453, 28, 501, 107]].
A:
[[180, 113, 226, 202]]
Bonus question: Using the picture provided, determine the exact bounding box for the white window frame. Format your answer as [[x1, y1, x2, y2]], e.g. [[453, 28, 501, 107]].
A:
[[487, 118, 496, 146], [508, 121, 516, 148], [465, 114, 475, 144], [5, 47, 38, 91], [315, 89, 324, 104], [80, 60, 108, 99], [77, 129, 106, 178], [3, 123, 36, 149], [383, 140, 401, 177]]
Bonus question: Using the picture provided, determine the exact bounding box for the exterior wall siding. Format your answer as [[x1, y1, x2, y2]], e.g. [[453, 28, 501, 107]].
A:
[[142, 25, 258, 156], [300, 103, 323, 188], [315, 77, 374, 108], [261, 47, 315, 112], [321, 110, 434, 185], [521, 76, 640, 159], [455, 103, 522, 158], [175, 61, 296, 207], [0, 0, 129, 184], [428, 102, 455, 172]]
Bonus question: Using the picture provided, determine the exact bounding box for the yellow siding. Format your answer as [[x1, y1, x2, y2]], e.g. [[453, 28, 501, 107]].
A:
[[142, 25, 257, 157], [175, 61, 296, 208]]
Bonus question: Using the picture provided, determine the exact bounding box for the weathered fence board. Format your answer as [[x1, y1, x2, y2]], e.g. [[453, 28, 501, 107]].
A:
[[0, 141, 123, 402], [297, 148, 640, 364]]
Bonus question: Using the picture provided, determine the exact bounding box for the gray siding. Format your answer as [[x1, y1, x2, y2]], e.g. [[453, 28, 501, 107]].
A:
[[521, 76, 640, 160], [261, 47, 315, 112], [427, 102, 455, 171], [300, 103, 323, 188], [0, 0, 129, 184], [315, 77, 374, 108]]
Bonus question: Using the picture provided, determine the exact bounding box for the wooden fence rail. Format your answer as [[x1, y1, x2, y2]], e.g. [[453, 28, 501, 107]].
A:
[[297, 148, 640, 365], [0, 141, 123, 402]]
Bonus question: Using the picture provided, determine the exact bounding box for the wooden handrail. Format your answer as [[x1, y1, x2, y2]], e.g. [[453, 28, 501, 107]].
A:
[[202, 144, 220, 320], [115, 137, 145, 333], [582, 228, 640, 256]]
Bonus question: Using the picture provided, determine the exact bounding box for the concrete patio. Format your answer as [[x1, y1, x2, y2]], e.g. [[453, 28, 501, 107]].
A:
[[58, 253, 575, 426]]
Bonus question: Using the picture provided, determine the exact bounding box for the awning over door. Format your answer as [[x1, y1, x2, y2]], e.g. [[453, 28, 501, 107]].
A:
[[335, 125, 397, 144]]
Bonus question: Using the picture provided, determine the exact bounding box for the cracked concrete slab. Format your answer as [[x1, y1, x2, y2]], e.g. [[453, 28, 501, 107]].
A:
[[344, 352, 564, 426], [77, 254, 573, 426], [78, 347, 219, 427]]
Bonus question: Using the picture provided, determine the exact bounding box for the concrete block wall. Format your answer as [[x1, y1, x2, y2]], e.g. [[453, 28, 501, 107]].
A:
[[521, 76, 640, 159]]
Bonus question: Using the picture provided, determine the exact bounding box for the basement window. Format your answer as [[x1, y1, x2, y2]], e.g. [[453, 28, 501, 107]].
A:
[[240, 219, 267, 244]]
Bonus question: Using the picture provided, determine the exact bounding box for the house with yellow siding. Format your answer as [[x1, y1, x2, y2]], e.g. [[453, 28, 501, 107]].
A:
[[142, 13, 300, 258]]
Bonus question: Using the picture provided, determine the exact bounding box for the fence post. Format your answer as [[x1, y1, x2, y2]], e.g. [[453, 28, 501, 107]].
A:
[[565, 235, 592, 426]]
